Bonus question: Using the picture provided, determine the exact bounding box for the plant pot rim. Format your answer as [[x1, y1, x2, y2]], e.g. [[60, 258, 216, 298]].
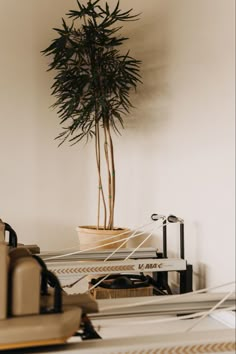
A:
[[76, 226, 130, 234]]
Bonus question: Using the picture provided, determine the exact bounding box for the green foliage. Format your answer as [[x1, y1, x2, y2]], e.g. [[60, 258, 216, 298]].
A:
[[42, 0, 141, 145]]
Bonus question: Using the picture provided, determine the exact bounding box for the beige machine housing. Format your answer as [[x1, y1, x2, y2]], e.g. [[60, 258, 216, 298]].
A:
[[0, 241, 98, 351]]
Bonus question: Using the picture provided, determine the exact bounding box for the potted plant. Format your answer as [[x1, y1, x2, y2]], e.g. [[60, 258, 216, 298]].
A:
[[42, 0, 141, 250]]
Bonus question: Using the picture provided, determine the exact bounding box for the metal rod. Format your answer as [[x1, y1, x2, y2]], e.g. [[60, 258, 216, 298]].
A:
[[180, 222, 185, 259], [163, 219, 167, 258]]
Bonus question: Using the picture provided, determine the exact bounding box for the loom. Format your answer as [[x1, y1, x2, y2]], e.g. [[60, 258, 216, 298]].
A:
[[0, 219, 235, 353]]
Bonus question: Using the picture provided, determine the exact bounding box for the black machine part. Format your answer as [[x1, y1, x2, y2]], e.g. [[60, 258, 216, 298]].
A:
[[91, 274, 153, 289]]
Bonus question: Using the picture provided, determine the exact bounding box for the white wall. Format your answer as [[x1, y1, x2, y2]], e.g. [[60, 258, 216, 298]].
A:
[[0, 0, 235, 289]]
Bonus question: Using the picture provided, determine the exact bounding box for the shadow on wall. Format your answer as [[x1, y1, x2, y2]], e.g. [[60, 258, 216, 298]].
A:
[[123, 9, 170, 135], [189, 222, 208, 290], [193, 262, 207, 290], [113, 6, 171, 227]]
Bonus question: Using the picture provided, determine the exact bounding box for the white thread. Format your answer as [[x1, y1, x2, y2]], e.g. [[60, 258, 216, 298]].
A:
[[44, 221, 157, 261], [42, 220, 156, 257], [95, 306, 236, 327], [101, 281, 236, 311], [185, 290, 235, 332], [103, 216, 166, 262], [87, 221, 168, 293], [47, 220, 162, 288]]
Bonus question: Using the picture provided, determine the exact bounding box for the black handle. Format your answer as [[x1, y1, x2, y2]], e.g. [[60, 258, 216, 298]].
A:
[[4, 223, 18, 248], [46, 270, 63, 313], [32, 255, 63, 313]]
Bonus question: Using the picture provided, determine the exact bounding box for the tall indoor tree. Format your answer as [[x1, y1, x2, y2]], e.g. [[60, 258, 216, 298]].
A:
[[42, 0, 141, 231]]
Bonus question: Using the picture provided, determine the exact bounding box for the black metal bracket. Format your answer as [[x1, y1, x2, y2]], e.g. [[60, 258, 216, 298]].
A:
[[151, 214, 193, 294]]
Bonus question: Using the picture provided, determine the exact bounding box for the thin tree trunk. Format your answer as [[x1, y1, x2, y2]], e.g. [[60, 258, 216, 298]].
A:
[[95, 122, 107, 229], [104, 122, 112, 229], [107, 123, 115, 229]]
